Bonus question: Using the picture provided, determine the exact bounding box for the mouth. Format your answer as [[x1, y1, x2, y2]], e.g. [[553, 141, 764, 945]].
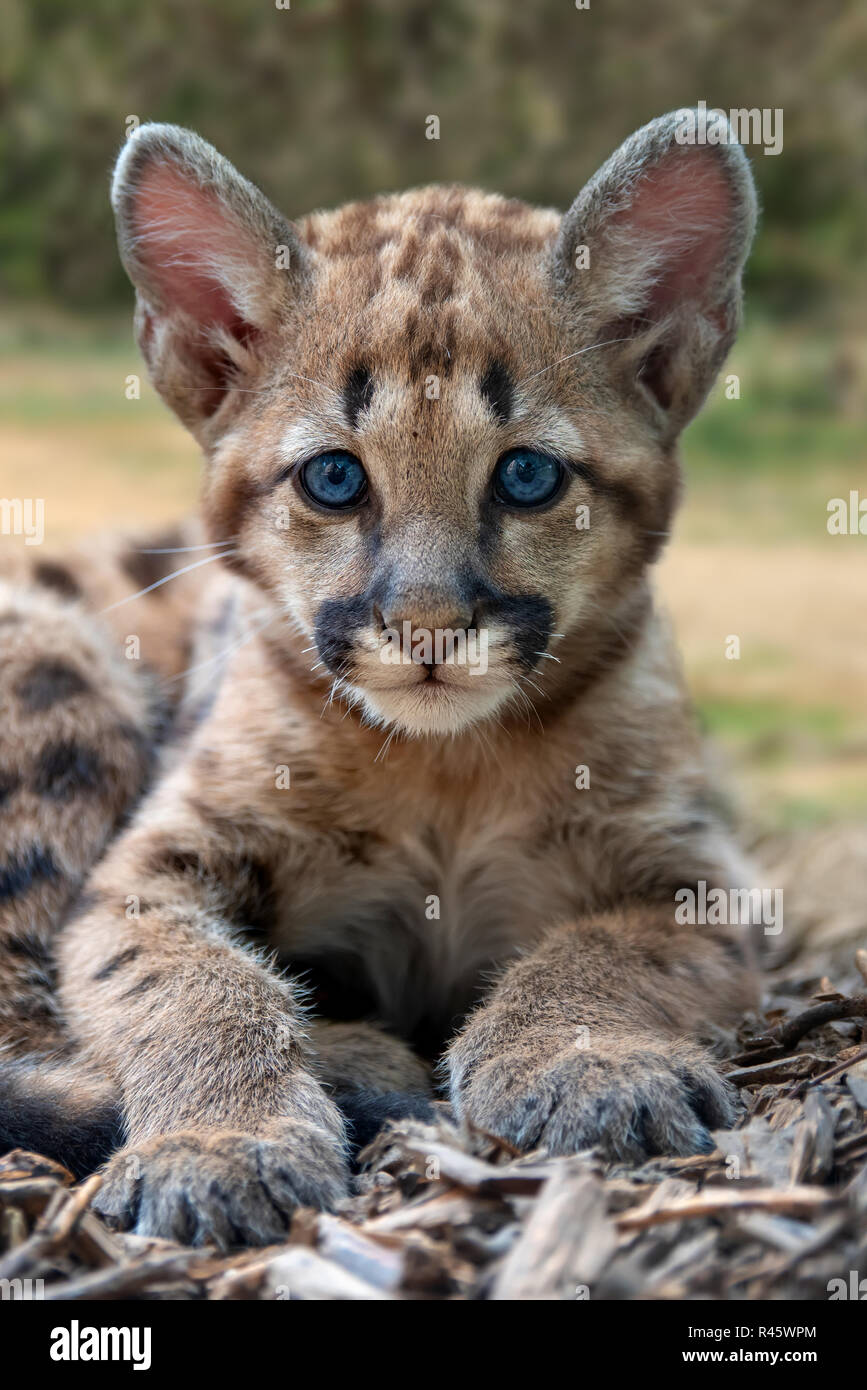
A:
[[344, 662, 515, 737], [407, 662, 459, 687], [310, 611, 545, 736], [311, 595, 554, 734]]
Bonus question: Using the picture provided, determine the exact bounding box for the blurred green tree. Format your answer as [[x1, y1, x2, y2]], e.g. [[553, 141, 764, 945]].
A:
[[1, 0, 864, 315]]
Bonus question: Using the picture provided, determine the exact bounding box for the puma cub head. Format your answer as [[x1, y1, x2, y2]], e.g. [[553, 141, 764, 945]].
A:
[[112, 113, 756, 737]]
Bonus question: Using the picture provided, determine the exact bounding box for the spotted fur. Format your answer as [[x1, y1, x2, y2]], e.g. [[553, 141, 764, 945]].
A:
[[0, 112, 761, 1247]]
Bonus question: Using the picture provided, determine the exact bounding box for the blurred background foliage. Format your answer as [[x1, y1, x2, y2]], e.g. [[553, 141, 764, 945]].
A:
[[1, 0, 866, 316], [0, 0, 865, 833]]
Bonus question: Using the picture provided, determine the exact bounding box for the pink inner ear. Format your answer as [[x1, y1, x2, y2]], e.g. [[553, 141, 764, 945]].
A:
[[621, 149, 733, 317], [132, 163, 251, 334]]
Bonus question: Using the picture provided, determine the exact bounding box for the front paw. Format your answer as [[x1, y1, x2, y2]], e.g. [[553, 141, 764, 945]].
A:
[[93, 1119, 349, 1248], [448, 1027, 736, 1162]]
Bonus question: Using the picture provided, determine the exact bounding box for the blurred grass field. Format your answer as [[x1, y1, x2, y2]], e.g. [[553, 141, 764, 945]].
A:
[[1, 308, 865, 832]]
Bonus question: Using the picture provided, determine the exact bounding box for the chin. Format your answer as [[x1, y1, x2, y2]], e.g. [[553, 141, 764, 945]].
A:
[[355, 677, 513, 738]]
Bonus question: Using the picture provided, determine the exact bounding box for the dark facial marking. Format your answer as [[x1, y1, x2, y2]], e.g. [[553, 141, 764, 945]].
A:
[[394, 230, 423, 279], [16, 659, 90, 713], [568, 459, 646, 527], [316, 571, 552, 678], [92, 945, 141, 982], [32, 743, 105, 800], [405, 304, 457, 380], [343, 365, 375, 430], [314, 594, 374, 678], [485, 593, 554, 670], [448, 569, 552, 670], [418, 237, 461, 306], [0, 845, 58, 901], [32, 562, 81, 600], [479, 360, 513, 425]]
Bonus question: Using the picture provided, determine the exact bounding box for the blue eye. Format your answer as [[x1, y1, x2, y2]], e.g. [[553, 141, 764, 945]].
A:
[[493, 449, 564, 508], [300, 452, 367, 509]]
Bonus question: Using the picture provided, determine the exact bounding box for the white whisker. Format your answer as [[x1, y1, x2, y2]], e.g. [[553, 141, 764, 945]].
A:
[[164, 609, 277, 686], [509, 681, 544, 733], [185, 371, 341, 401], [100, 550, 234, 614], [578, 595, 634, 644], [136, 540, 237, 554], [374, 725, 399, 763], [320, 677, 343, 719], [518, 672, 548, 699], [522, 338, 631, 384]]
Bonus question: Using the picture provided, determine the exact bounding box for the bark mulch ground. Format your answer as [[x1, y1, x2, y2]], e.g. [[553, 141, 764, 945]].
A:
[[2, 943, 865, 1301]]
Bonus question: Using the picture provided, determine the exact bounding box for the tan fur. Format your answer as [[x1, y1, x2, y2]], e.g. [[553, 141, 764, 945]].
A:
[[0, 112, 761, 1246]]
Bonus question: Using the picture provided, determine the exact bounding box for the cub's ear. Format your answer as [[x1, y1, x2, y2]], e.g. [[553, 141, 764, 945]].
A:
[[552, 109, 757, 437], [111, 124, 310, 436]]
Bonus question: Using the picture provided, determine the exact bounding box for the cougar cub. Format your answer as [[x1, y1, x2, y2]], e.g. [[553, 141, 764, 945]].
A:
[[0, 110, 758, 1247]]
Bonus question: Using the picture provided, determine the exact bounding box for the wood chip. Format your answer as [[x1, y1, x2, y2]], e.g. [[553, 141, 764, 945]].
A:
[[618, 1184, 837, 1232], [492, 1170, 616, 1300], [1, 949, 866, 1299], [262, 1247, 395, 1300]]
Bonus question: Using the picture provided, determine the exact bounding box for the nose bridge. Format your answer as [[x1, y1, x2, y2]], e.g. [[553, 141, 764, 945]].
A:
[[378, 517, 475, 631]]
